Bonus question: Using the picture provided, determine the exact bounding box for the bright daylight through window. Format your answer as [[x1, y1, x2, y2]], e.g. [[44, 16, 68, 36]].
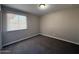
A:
[[6, 13, 27, 31]]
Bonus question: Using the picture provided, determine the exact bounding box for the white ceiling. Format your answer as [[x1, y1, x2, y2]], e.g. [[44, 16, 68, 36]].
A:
[[4, 4, 79, 16]]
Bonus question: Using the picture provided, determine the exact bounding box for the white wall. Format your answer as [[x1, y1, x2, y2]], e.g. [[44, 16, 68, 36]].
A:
[[40, 8, 79, 44], [2, 12, 40, 46]]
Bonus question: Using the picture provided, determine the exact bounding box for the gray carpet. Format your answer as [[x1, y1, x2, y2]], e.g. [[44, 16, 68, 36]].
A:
[[1, 35, 79, 54]]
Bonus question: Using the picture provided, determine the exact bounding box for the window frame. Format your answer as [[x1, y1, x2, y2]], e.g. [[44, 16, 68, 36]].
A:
[[5, 11, 28, 32]]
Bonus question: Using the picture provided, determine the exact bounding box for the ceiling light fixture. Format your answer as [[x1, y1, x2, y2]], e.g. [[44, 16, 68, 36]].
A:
[[38, 4, 48, 10]]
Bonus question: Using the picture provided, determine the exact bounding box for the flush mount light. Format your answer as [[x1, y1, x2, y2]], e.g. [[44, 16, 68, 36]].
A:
[[38, 4, 48, 10]]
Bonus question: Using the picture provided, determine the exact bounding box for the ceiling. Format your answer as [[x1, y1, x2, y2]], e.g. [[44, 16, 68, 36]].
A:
[[4, 4, 79, 16]]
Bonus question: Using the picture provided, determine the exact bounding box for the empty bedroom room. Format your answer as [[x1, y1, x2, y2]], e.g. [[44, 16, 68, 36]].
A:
[[0, 4, 79, 54]]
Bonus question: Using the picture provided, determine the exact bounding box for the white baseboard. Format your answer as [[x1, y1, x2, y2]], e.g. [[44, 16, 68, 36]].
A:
[[3, 34, 40, 47], [3, 33, 79, 47], [40, 33, 79, 45]]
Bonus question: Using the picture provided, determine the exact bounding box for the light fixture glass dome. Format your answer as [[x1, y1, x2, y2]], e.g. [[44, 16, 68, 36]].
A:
[[38, 4, 48, 10]]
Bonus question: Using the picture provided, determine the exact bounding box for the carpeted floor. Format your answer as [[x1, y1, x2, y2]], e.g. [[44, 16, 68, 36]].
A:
[[1, 35, 79, 54]]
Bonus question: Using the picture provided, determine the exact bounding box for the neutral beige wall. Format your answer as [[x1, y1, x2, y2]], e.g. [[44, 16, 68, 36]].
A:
[[40, 8, 79, 44], [3, 14, 40, 45], [1, 6, 40, 46]]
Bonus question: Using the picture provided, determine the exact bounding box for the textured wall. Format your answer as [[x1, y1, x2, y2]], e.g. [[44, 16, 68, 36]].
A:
[[40, 8, 79, 44]]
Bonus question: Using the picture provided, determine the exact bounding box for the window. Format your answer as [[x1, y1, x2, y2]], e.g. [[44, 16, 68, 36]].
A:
[[6, 12, 27, 31]]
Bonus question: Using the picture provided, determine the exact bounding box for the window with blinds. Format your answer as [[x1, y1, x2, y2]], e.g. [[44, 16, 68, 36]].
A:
[[6, 12, 27, 31]]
